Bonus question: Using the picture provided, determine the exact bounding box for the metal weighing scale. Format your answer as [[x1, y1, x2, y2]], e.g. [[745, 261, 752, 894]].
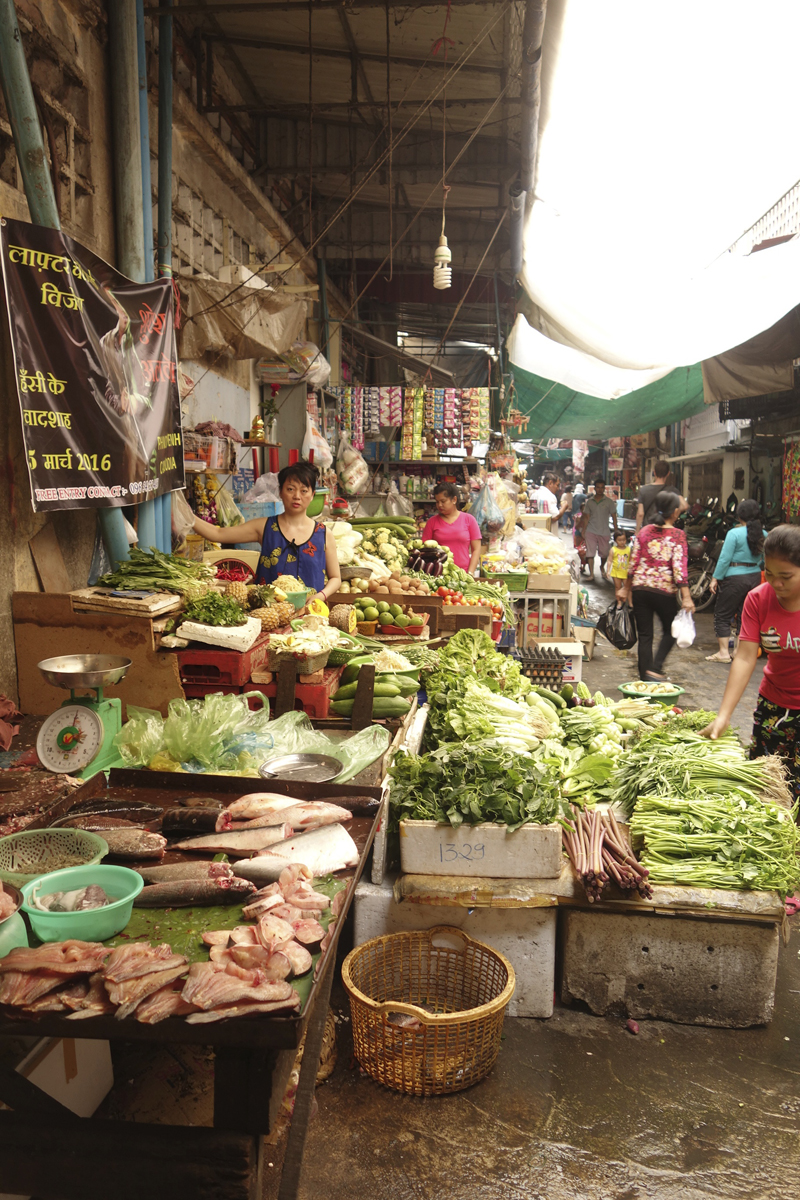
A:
[[35, 655, 132, 779]]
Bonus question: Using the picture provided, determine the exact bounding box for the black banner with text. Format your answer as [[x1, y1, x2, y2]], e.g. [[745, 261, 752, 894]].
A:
[[1, 218, 184, 511]]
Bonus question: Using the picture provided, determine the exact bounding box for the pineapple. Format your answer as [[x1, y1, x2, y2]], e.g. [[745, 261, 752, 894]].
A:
[[224, 581, 249, 606], [274, 601, 295, 626], [247, 584, 275, 610], [251, 601, 295, 631]]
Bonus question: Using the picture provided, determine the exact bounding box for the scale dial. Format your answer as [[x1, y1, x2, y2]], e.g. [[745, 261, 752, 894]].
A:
[[36, 706, 105, 773]]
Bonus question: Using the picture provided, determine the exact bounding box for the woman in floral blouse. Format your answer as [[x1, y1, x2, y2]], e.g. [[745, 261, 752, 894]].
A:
[[620, 491, 695, 681]]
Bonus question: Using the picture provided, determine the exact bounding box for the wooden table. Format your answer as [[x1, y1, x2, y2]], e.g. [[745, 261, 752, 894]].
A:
[[0, 770, 382, 1200]]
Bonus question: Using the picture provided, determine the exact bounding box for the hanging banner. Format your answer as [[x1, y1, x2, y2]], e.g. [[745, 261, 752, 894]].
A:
[[0, 217, 184, 512]]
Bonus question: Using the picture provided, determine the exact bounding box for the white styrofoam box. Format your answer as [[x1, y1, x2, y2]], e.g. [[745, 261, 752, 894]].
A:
[[0, 1038, 114, 1200], [353, 875, 557, 1018], [530, 638, 584, 682], [399, 820, 562, 879]]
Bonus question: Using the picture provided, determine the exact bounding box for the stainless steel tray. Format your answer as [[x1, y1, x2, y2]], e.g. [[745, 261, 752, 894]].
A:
[[259, 753, 343, 782]]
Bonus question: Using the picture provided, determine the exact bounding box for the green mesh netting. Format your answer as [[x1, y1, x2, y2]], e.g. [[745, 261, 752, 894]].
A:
[[512, 362, 705, 440]]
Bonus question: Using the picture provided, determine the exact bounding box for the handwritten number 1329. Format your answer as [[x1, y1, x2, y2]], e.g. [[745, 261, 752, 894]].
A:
[[439, 843, 485, 862]]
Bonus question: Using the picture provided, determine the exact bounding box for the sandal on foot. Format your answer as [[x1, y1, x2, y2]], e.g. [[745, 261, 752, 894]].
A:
[[705, 652, 732, 663], [644, 671, 668, 682]]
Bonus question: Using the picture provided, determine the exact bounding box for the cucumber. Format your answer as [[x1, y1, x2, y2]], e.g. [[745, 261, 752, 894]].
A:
[[560, 684, 574, 701], [534, 685, 566, 709]]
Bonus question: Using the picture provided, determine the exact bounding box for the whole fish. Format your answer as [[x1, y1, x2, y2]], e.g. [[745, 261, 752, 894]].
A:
[[52, 815, 143, 832], [62, 799, 163, 821], [216, 801, 353, 833], [101, 829, 167, 860], [221, 794, 301, 821], [232, 823, 359, 884], [134, 877, 255, 907], [178, 796, 225, 809], [161, 808, 221, 835], [135, 861, 233, 884], [174, 823, 293, 857]]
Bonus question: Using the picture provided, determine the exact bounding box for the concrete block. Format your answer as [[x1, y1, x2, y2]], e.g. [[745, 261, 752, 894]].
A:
[[399, 819, 562, 879], [354, 875, 556, 1018], [560, 909, 780, 1027]]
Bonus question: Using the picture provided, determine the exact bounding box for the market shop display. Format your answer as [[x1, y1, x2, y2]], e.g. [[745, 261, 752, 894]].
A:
[[98, 547, 216, 598]]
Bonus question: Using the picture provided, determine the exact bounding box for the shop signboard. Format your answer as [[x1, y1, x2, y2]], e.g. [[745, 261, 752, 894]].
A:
[[0, 217, 184, 512]]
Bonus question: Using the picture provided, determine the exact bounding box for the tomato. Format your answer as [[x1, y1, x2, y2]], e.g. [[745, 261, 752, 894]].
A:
[[437, 586, 447, 597]]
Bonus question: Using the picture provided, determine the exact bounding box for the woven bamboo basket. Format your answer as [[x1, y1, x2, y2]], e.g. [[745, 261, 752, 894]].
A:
[[342, 927, 515, 1096]]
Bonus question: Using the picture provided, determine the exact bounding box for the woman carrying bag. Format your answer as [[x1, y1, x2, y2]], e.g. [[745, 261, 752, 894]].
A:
[[706, 498, 765, 663], [619, 491, 695, 681]]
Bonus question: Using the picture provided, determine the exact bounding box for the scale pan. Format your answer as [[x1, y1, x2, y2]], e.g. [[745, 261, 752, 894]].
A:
[[38, 655, 132, 690]]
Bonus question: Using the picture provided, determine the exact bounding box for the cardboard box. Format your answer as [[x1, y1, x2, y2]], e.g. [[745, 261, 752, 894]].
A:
[[572, 625, 597, 659], [526, 572, 571, 593], [519, 513, 553, 533], [399, 820, 562, 879], [529, 637, 584, 682], [525, 610, 565, 638]]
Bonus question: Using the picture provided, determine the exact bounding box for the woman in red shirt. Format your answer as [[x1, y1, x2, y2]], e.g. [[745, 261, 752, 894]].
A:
[[422, 482, 482, 574], [703, 525, 800, 799]]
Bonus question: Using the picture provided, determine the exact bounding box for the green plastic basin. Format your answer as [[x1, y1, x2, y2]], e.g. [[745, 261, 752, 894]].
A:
[[21, 864, 144, 943]]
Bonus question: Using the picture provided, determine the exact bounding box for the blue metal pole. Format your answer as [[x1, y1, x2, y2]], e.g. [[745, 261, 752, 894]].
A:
[[157, 0, 175, 553]]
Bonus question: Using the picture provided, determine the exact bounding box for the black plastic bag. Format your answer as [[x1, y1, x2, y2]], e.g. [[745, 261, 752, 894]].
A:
[[596, 600, 637, 650]]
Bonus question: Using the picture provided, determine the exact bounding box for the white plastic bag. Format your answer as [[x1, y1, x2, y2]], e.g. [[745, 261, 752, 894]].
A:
[[671, 608, 696, 648], [336, 432, 370, 495], [302, 412, 333, 469], [284, 341, 331, 387], [385, 480, 413, 517]]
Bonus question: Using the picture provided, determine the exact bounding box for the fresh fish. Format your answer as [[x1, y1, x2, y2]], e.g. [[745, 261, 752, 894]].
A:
[[60, 799, 162, 821], [109, 964, 189, 1021], [181, 960, 296, 1011], [291, 918, 325, 951], [256, 913, 295, 952], [202, 930, 235, 947], [278, 864, 312, 892], [228, 926, 258, 946], [134, 877, 255, 908], [64, 973, 117, 1019], [0, 940, 109, 976], [135, 861, 233, 884], [241, 893, 285, 920], [161, 808, 221, 835], [331, 887, 347, 919], [101, 829, 167, 859], [216, 800, 352, 832], [105, 942, 187, 984], [284, 885, 331, 912], [185, 995, 300, 1023], [178, 796, 225, 808], [173, 824, 293, 856], [32, 884, 114, 913], [53, 815, 143, 832], [222, 794, 300, 821], [270, 903, 307, 924], [232, 823, 359, 883], [282, 941, 313, 977], [135, 983, 197, 1024], [0, 970, 73, 1007]]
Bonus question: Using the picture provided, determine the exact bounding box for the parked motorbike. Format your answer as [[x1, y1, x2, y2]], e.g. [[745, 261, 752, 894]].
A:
[[687, 538, 722, 611]]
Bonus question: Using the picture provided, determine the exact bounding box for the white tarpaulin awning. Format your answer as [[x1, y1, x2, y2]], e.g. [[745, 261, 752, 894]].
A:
[[177, 275, 306, 362], [511, 0, 800, 400]]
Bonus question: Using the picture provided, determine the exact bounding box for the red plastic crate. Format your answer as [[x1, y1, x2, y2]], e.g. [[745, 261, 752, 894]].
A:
[[181, 683, 269, 712], [261, 666, 344, 719], [177, 633, 271, 687]]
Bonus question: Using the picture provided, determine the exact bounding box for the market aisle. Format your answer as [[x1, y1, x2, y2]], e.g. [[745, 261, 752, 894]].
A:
[[288, 922, 800, 1200]]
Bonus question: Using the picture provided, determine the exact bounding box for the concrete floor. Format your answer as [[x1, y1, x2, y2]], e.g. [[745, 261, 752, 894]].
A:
[[97, 574, 786, 1199]]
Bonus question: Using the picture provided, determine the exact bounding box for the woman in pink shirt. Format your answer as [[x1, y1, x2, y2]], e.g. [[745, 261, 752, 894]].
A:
[[703, 525, 800, 802], [422, 482, 482, 574]]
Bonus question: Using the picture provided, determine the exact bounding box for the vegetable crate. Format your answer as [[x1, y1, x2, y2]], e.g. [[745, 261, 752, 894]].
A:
[[512, 646, 565, 691], [180, 684, 269, 712], [480, 571, 528, 592], [259, 666, 345, 719], [176, 633, 271, 687]]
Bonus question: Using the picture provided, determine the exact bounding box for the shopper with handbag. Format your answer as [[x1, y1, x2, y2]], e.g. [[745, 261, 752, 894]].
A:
[[619, 491, 695, 681]]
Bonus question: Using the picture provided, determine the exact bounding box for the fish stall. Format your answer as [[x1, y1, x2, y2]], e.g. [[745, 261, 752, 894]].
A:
[[0, 769, 383, 1200]]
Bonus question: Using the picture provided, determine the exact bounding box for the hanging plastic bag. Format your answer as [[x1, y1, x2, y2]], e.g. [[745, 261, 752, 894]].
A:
[[671, 607, 696, 648], [302, 411, 334, 469], [214, 487, 244, 528], [470, 479, 505, 536], [385, 480, 414, 518], [283, 341, 331, 387], [171, 489, 196, 551], [337, 432, 370, 495], [596, 600, 637, 650]]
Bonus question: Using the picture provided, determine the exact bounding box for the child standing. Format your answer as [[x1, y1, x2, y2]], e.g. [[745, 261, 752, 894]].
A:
[[608, 531, 630, 596]]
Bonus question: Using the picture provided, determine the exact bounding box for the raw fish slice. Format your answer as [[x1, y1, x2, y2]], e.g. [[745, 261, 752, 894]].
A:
[[181, 961, 295, 1010], [135, 983, 197, 1024], [185, 993, 300, 1023], [282, 940, 313, 977], [250, 882, 283, 900], [0, 940, 108, 976], [57, 979, 92, 1011], [208, 946, 235, 965], [105, 942, 186, 983], [229, 926, 258, 946], [0, 971, 73, 1006], [228, 946, 290, 978], [233, 823, 359, 883], [256, 913, 295, 952], [278, 864, 312, 893], [109, 964, 188, 1020], [331, 887, 347, 918], [202, 930, 233, 947], [318, 919, 337, 958], [284, 886, 330, 912], [25, 982, 84, 1013], [66, 973, 117, 1019], [174, 824, 293, 855], [292, 919, 325, 951], [270, 904, 308, 924], [223, 794, 301, 820], [133, 877, 255, 908], [241, 893, 285, 920], [136, 862, 233, 884]]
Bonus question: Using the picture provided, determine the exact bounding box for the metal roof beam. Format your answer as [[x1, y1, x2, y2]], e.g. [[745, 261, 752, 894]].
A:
[[204, 98, 520, 114], [146, 1, 508, 13], [202, 34, 505, 76]]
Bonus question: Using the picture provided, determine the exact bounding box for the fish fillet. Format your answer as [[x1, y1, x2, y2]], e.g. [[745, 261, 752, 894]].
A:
[[270, 903, 311, 923], [0, 940, 108, 976], [232, 823, 359, 883], [241, 893, 285, 920], [109, 963, 188, 1020], [0, 971, 73, 1007], [105, 942, 187, 983], [181, 961, 295, 1011], [135, 983, 197, 1024], [291, 918, 325, 950], [185, 994, 300, 1023], [174, 824, 293, 855], [256, 913, 295, 952], [65, 973, 117, 1019]]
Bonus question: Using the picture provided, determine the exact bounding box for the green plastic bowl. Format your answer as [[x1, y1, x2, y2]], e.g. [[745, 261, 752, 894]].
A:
[[21, 864, 144, 943], [618, 681, 685, 705], [0, 828, 108, 887], [306, 488, 328, 518]]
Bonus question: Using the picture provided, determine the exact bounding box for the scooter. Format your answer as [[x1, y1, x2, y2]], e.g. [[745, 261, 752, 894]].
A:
[[687, 539, 722, 611]]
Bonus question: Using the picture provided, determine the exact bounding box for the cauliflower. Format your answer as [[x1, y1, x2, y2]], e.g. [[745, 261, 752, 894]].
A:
[[378, 544, 395, 562], [375, 531, 390, 546]]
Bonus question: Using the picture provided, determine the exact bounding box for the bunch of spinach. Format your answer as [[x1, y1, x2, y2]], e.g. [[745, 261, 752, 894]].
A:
[[184, 592, 247, 627], [389, 744, 563, 830]]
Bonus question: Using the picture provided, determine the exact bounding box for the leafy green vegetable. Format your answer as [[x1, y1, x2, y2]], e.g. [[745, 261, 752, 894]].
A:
[[98, 547, 216, 598], [389, 744, 563, 831], [184, 592, 247, 626]]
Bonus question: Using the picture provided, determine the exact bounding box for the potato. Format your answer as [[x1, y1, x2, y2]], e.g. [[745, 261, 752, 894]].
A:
[[387, 581, 402, 593], [367, 579, 379, 592], [374, 585, 390, 594], [390, 571, 402, 581], [399, 575, 411, 587]]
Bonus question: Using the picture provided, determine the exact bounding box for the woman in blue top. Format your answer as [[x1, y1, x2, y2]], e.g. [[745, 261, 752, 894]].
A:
[[192, 461, 341, 605], [706, 499, 765, 663]]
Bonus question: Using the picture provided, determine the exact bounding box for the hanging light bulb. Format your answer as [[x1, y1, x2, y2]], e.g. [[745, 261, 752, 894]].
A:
[[433, 234, 452, 290]]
